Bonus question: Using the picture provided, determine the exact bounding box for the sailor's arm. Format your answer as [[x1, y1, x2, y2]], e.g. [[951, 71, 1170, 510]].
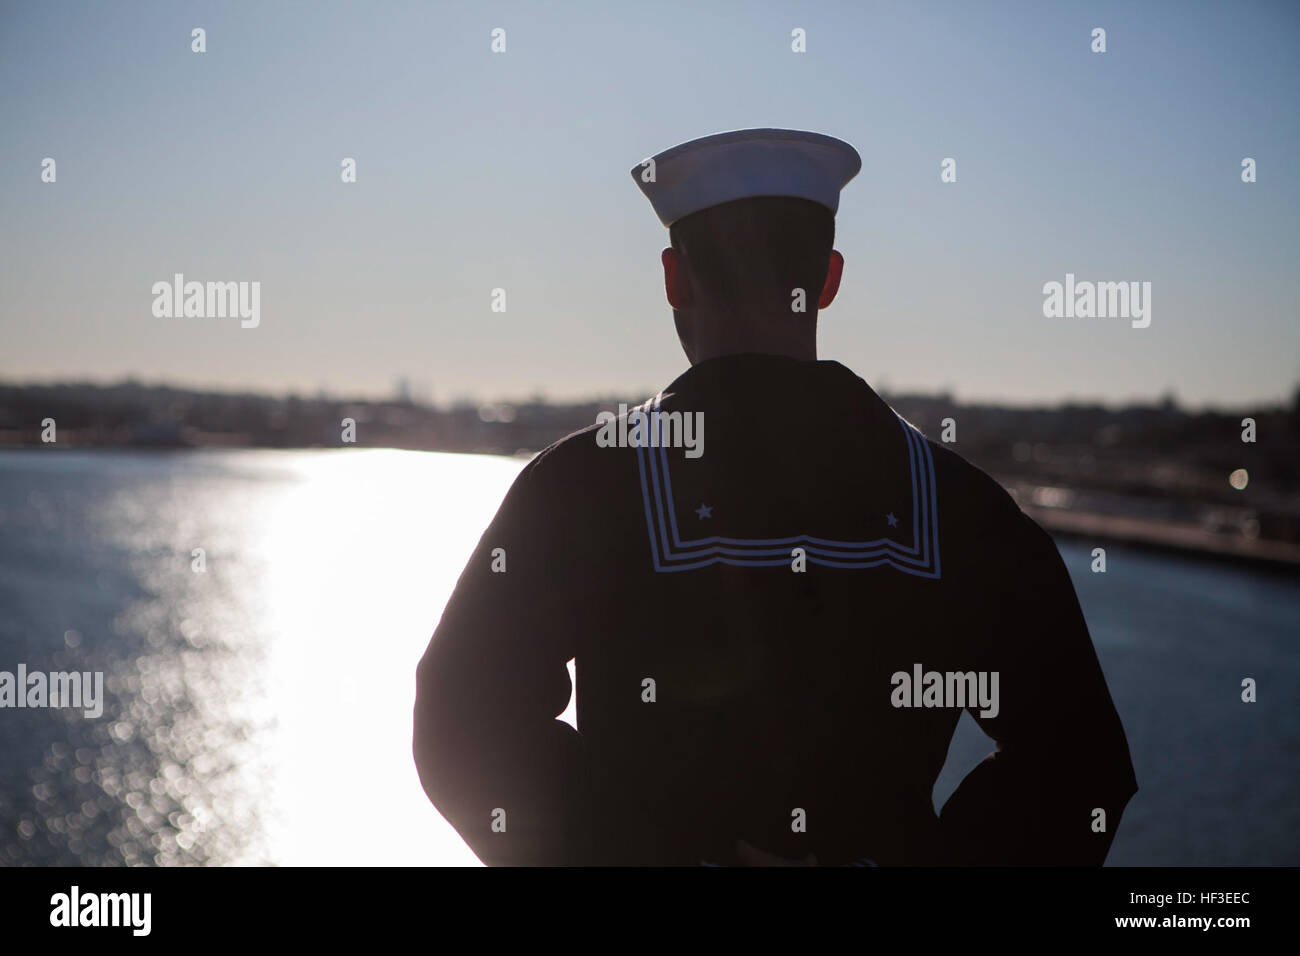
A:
[[938, 511, 1138, 865], [412, 451, 593, 866]]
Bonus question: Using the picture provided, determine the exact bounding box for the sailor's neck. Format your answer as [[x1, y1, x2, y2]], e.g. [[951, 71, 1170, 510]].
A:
[[689, 343, 817, 365], [664, 352, 860, 405], [682, 352, 830, 377]]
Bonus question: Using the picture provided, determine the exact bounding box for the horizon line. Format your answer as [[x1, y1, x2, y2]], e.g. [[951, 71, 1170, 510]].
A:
[[1, 374, 1294, 416]]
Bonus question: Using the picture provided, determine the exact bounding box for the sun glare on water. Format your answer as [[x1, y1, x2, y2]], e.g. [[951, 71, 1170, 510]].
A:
[[237, 449, 527, 866]]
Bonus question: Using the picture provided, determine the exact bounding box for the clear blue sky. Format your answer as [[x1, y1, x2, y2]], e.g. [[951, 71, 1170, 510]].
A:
[[2, 0, 1297, 408]]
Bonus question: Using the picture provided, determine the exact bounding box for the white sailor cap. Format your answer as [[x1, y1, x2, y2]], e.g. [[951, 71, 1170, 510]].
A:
[[631, 128, 861, 227]]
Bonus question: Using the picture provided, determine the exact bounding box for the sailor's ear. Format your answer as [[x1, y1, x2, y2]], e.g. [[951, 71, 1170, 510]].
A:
[[819, 250, 844, 309], [662, 247, 694, 309]]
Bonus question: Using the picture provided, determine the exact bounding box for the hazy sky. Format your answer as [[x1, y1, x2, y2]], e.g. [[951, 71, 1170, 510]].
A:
[[2, 0, 1297, 407]]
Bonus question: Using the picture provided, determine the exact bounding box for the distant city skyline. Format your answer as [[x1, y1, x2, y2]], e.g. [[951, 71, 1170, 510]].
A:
[[2, 0, 1297, 408], [3, 370, 1289, 415]]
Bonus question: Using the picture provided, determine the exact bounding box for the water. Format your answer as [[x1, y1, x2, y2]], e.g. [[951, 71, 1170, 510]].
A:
[[0, 449, 1295, 866]]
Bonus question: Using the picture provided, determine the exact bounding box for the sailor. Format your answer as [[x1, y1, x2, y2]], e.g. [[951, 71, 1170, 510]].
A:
[[413, 128, 1138, 866]]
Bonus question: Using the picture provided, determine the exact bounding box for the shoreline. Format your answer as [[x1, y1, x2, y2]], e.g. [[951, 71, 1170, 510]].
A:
[[1024, 504, 1300, 575], [3, 445, 1297, 574]]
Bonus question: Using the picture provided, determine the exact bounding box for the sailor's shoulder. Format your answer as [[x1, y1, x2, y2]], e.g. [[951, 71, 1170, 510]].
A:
[[512, 413, 632, 486], [908, 426, 1047, 541], [919, 433, 1007, 498]]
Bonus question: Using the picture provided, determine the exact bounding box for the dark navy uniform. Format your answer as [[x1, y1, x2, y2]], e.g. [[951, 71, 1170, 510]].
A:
[[413, 354, 1138, 865]]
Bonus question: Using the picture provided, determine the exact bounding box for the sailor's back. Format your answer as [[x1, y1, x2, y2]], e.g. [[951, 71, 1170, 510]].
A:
[[413, 128, 1136, 866], [526, 354, 1064, 864]]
